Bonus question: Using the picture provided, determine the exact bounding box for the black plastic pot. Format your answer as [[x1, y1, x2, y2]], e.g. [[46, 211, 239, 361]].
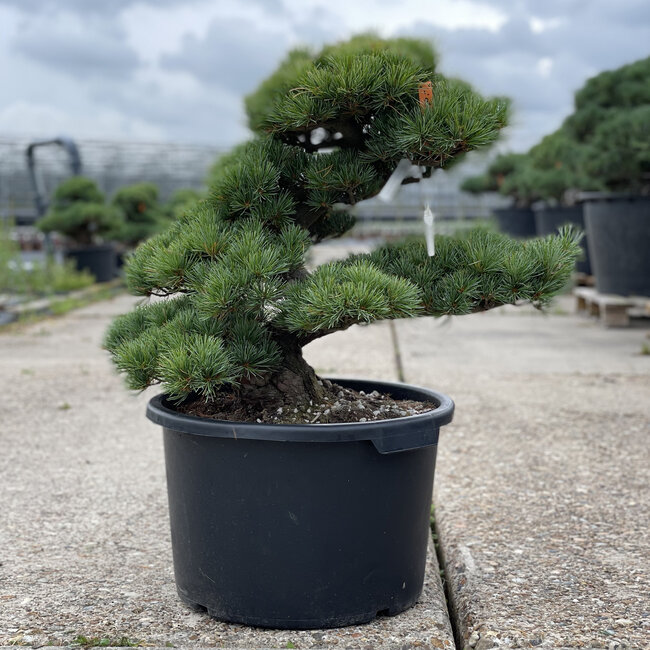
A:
[[65, 244, 116, 283], [146, 378, 454, 630], [534, 205, 591, 275], [583, 195, 650, 296], [492, 207, 536, 238]]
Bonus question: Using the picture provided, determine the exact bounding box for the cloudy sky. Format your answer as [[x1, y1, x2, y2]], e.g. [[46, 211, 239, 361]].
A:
[[0, 0, 648, 153]]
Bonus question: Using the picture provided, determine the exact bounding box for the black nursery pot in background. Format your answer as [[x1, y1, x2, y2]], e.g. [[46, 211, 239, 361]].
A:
[[492, 207, 536, 238], [534, 205, 591, 275], [146, 378, 454, 630], [583, 195, 650, 296], [65, 243, 117, 283]]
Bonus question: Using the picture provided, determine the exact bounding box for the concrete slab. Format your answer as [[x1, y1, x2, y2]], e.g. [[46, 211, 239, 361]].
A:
[[0, 295, 454, 648], [303, 321, 398, 381], [396, 298, 650, 649]]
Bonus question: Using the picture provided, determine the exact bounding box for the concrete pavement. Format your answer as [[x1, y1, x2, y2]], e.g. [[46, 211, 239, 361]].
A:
[[0, 287, 648, 648], [0, 295, 453, 649], [392, 301, 649, 649]]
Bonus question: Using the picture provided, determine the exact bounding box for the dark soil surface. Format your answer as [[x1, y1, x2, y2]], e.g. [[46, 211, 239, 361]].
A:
[[175, 378, 436, 424]]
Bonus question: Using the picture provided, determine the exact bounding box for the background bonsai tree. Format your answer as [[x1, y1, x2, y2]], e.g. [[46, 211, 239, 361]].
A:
[[564, 56, 650, 144], [461, 56, 650, 206], [461, 152, 537, 206], [582, 105, 650, 194], [105, 36, 580, 416], [111, 182, 170, 247], [38, 176, 123, 247], [553, 56, 649, 195], [520, 130, 595, 204], [165, 188, 204, 221]]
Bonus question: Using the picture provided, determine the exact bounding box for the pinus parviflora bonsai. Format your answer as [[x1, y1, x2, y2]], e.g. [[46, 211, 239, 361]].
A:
[[38, 177, 123, 247], [165, 188, 204, 221], [112, 182, 171, 247], [105, 36, 581, 416], [558, 56, 650, 195], [493, 56, 650, 203], [461, 152, 539, 207]]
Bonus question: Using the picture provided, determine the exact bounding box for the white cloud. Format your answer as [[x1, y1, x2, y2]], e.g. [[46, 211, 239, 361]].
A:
[[281, 0, 508, 33], [121, 0, 292, 64], [0, 0, 648, 154], [13, 11, 139, 79], [0, 101, 165, 140], [161, 15, 291, 93], [537, 57, 554, 78], [529, 16, 564, 33]]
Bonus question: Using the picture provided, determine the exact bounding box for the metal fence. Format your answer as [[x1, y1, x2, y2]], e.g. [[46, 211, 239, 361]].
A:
[[0, 136, 506, 229], [0, 136, 224, 223]]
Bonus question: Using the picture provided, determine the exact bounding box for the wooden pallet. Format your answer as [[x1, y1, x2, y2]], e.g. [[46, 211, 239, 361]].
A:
[[574, 287, 650, 327], [575, 272, 595, 287]]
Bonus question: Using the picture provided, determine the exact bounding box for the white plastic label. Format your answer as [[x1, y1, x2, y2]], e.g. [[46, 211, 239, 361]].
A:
[[423, 203, 435, 257]]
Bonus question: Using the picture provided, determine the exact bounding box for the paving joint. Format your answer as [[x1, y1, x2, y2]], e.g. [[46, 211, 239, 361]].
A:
[[388, 319, 405, 382], [431, 517, 462, 650]]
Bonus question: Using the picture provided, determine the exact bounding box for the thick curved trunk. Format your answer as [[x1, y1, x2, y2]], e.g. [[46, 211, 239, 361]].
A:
[[238, 335, 326, 407]]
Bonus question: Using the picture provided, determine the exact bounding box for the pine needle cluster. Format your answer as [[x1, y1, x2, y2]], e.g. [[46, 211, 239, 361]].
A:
[[105, 35, 580, 403]]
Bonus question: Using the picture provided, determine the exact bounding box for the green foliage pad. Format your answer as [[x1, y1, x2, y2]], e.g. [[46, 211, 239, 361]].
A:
[[106, 35, 580, 404]]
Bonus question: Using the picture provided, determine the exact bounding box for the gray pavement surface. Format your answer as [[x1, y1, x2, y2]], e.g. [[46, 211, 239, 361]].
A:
[[393, 302, 649, 649], [1, 284, 649, 649], [0, 295, 453, 649]]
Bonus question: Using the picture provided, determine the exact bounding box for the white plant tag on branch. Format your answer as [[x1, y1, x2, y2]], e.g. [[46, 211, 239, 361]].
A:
[[378, 159, 415, 203], [423, 203, 435, 257]]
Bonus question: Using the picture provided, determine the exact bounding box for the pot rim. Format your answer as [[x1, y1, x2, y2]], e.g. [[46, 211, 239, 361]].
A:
[[492, 206, 535, 214], [65, 242, 115, 253], [532, 204, 583, 213], [146, 377, 454, 454], [577, 191, 648, 203]]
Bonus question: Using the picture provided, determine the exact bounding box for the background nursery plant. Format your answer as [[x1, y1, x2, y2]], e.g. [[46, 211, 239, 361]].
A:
[[105, 35, 581, 421], [111, 182, 170, 248], [38, 176, 122, 247]]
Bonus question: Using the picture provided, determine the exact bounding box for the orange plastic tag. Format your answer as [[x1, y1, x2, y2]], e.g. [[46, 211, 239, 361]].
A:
[[419, 81, 433, 106]]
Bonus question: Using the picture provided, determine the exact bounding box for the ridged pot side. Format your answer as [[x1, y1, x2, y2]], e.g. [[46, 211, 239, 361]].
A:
[[493, 207, 536, 238], [583, 196, 650, 296], [65, 243, 117, 283]]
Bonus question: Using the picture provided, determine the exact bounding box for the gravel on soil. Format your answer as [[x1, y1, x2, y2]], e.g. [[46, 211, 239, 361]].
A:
[[177, 379, 435, 424]]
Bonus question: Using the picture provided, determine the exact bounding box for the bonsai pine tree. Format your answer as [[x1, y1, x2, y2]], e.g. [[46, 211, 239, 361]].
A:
[[105, 36, 581, 415], [461, 152, 537, 206], [521, 130, 596, 203], [38, 176, 123, 247], [564, 56, 650, 143], [111, 182, 170, 247], [554, 56, 650, 194], [165, 188, 204, 221], [582, 105, 650, 194]]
